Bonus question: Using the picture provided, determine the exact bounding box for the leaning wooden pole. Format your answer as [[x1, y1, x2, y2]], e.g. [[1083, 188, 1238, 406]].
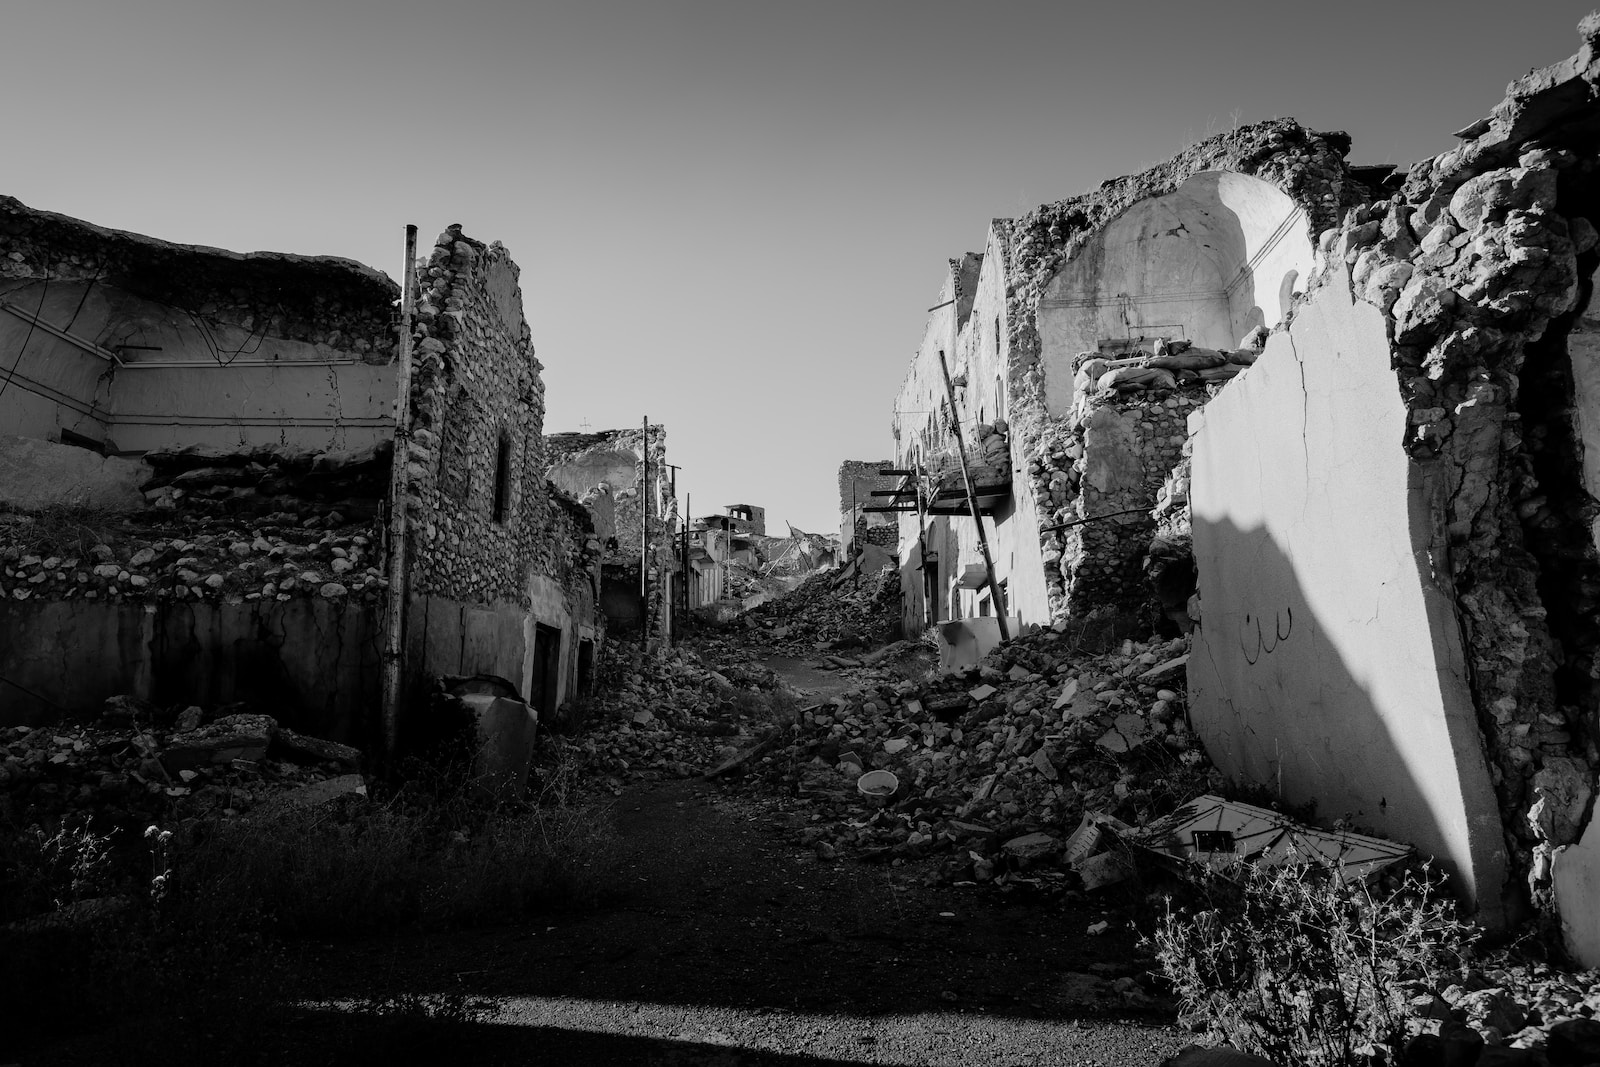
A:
[[937, 349, 1009, 643], [380, 224, 419, 762]]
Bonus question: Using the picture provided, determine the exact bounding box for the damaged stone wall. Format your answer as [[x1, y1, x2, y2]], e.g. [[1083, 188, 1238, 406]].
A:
[[0, 195, 399, 453], [543, 426, 675, 644], [396, 226, 604, 710], [1186, 18, 1600, 950], [893, 124, 1354, 634], [999, 124, 1350, 626], [0, 440, 386, 731], [838, 459, 895, 557]]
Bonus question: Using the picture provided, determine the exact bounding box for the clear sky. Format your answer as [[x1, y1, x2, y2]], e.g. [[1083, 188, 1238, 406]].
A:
[[6, 1, 1594, 532]]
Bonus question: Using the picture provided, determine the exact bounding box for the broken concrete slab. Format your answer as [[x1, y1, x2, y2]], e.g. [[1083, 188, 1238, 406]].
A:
[[161, 713, 275, 772], [1001, 831, 1057, 860], [1134, 794, 1412, 882], [272, 725, 360, 767]]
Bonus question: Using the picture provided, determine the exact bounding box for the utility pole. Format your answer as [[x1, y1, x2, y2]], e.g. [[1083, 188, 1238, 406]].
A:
[[380, 224, 419, 763], [640, 416, 649, 644], [682, 490, 692, 620], [937, 349, 1009, 644]]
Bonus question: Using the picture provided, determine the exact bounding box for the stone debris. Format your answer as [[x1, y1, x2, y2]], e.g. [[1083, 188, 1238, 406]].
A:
[[0, 509, 387, 605], [733, 628, 1220, 886], [554, 641, 787, 791], [1395, 962, 1600, 1062], [699, 566, 902, 659], [0, 698, 364, 833]]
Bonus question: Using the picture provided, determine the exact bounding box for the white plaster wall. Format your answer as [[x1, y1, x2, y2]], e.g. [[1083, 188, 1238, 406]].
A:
[[1566, 265, 1600, 556], [1, 279, 395, 453], [1038, 172, 1315, 368], [1187, 269, 1508, 920]]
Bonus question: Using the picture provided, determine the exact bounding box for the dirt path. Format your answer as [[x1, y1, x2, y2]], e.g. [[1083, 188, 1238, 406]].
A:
[[271, 776, 1188, 1066]]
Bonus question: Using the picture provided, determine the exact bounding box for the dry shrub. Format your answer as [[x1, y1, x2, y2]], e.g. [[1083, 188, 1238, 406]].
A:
[[1147, 860, 1477, 1067]]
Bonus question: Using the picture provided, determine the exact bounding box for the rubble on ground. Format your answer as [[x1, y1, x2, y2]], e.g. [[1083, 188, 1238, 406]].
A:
[[1397, 961, 1600, 1062], [0, 697, 364, 834], [736, 627, 1222, 886], [0, 509, 387, 604], [553, 640, 788, 792], [697, 566, 902, 658]]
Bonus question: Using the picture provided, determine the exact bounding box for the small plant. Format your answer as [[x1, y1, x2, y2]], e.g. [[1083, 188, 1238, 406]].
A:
[[1146, 860, 1477, 1067]]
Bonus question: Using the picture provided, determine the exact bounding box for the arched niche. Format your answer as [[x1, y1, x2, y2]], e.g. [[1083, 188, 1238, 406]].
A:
[[1035, 171, 1315, 399]]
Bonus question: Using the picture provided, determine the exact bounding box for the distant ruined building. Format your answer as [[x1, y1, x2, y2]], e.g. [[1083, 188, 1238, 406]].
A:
[[890, 17, 1600, 963]]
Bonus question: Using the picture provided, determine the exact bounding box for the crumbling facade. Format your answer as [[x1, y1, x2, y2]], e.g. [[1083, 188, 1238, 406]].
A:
[[1182, 20, 1600, 960], [892, 125, 1346, 635], [889, 20, 1600, 958], [1, 204, 603, 763], [543, 426, 675, 645], [838, 459, 896, 559]]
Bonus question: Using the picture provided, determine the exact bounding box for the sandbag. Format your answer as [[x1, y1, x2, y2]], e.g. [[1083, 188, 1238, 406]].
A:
[[1227, 347, 1260, 366], [1100, 366, 1177, 392], [1196, 363, 1244, 382], [1148, 347, 1229, 371]]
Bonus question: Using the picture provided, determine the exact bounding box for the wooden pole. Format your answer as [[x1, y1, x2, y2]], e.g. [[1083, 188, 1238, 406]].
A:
[[380, 224, 419, 762], [937, 349, 1008, 643], [640, 416, 649, 644]]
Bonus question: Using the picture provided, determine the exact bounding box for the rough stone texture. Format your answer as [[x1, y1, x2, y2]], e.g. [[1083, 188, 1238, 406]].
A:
[[1182, 17, 1600, 941], [396, 226, 606, 709], [893, 121, 1351, 633], [838, 459, 896, 556], [0, 435, 146, 512], [0, 195, 397, 357]]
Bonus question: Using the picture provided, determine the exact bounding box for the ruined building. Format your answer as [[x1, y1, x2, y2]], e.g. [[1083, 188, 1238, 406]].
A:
[[0, 200, 603, 755], [543, 425, 676, 645], [890, 18, 1600, 963], [838, 459, 897, 560]]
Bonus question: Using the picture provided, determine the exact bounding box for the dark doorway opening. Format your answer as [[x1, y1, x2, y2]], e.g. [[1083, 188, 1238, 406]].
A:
[[529, 623, 562, 720]]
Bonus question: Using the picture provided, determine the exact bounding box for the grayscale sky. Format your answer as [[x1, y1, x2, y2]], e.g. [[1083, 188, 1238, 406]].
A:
[[6, 0, 1593, 532]]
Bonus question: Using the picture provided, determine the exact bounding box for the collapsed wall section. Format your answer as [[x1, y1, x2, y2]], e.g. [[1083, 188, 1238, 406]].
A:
[[996, 124, 1352, 626], [542, 426, 673, 643]]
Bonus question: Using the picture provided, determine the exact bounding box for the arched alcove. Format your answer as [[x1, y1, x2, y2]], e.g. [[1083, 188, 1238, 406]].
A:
[[1035, 171, 1316, 399]]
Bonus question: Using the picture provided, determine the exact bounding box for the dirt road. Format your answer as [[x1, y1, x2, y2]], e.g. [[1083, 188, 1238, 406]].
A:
[[276, 776, 1189, 1066]]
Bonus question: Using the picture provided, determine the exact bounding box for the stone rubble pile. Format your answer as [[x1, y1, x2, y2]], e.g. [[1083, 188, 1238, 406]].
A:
[[741, 629, 1220, 885], [0, 697, 364, 834], [1399, 965, 1600, 1064], [559, 642, 786, 792], [700, 567, 903, 658], [0, 511, 386, 604]]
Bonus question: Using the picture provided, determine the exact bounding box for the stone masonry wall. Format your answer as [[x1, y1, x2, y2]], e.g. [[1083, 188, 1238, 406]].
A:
[[0, 195, 397, 363], [1311, 22, 1600, 919], [995, 121, 1355, 624]]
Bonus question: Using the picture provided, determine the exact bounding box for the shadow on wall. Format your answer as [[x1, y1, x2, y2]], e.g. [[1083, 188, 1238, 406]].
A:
[[1189, 511, 1509, 922]]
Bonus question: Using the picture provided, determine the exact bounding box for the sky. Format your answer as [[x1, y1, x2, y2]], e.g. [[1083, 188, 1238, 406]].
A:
[[5, 0, 1596, 532]]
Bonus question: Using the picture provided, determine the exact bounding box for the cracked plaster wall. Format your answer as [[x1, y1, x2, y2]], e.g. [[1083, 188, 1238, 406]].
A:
[[1184, 18, 1600, 948], [0, 195, 398, 454], [1186, 266, 1508, 920]]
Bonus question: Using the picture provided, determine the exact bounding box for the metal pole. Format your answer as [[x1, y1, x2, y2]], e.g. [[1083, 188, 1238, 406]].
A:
[[937, 349, 1009, 643], [914, 459, 935, 624], [640, 416, 649, 643], [681, 491, 691, 618], [380, 224, 419, 762]]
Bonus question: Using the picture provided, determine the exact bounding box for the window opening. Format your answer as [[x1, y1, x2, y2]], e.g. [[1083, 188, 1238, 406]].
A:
[[492, 431, 512, 522]]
